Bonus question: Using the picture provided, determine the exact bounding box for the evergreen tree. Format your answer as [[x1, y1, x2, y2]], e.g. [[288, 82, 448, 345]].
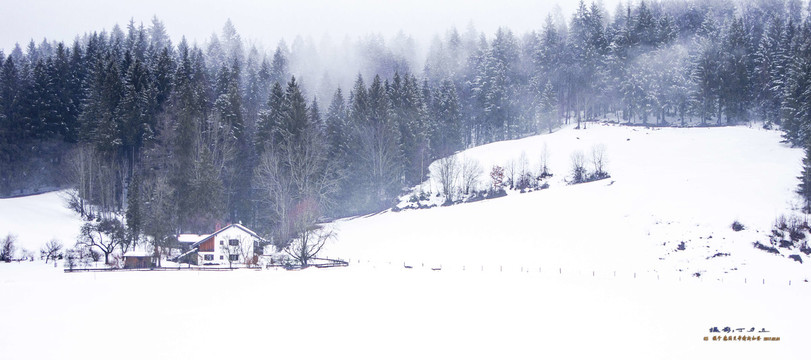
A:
[[539, 79, 558, 133], [269, 43, 290, 85], [798, 142, 811, 212], [431, 79, 462, 157], [326, 88, 348, 160], [720, 18, 751, 124], [256, 81, 285, 152]]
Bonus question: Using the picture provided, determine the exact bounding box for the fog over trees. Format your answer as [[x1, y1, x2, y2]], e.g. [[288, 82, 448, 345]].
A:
[[2, 0, 811, 245]]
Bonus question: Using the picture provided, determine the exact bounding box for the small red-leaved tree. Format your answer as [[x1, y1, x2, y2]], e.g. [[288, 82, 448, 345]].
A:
[[490, 165, 505, 191]]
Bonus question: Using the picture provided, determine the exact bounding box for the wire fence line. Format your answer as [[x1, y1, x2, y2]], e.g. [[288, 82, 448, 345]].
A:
[[339, 257, 808, 287], [56, 255, 807, 286]]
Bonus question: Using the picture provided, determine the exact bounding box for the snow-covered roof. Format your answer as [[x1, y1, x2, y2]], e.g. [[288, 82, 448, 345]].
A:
[[177, 234, 206, 243], [123, 250, 153, 257], [190, 224, 264, 248]]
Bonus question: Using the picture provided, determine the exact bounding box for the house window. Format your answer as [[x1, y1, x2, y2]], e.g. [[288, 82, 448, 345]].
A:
[[219, 240, 224, 245], [220, 255, 224, 260], [204, 254, 214, 261], [229, 239, 239, 246], [229, 254, 239, 261]]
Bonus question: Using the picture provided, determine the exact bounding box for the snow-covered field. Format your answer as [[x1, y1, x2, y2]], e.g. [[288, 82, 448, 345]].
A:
[[1, 123, 810, 359], [0, 261, 807, 359], [325, 123, 810, 282]]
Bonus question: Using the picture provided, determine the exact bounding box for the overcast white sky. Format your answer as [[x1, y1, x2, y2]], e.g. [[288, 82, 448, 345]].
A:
[[0, 0, 624, 54]]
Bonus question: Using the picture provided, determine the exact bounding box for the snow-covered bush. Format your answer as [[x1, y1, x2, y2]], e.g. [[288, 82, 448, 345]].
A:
[[770, 215, 807, 248], [731, 220, 745, 232], [569, 147, 610, 184], [570, 151, 587, 184], [515, 172, 535, 190], [1, 234, 17, 262], [763, 215, 811, 259], [753, 241, 780, 255]]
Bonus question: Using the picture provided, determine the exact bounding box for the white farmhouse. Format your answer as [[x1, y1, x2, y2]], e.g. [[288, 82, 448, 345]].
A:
[[176, 224, 265, 266]]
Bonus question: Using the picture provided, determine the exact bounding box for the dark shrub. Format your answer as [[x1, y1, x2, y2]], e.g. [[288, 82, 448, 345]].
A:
[[789, 228, 806, 242], [486, 188, 507, 199], [753, 241, 780, 255], [731, 221, 745, 232]]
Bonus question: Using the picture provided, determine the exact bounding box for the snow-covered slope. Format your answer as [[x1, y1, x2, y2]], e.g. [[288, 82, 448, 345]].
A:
[[325, 123, 809, 282], [0, 191, 83, 253]]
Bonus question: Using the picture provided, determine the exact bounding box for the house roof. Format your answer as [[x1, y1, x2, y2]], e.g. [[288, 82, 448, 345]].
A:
[[177, 234, 206, 244], [123, 250, 153, 257], [190, 224, 263, 248]]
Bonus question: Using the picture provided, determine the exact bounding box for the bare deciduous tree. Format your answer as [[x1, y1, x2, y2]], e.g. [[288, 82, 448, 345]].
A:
[[255, 119, 339, 249], [1, 234, 17, 262], [41, 239, 63, 264], [518, 152, 530, 178], [255, 141, 296, 247], [515, 152, 534, 189], [285, 227, 334, 268], [570, 150, 586, 184], [20, 248, 33, 261], [436, 154, 460, 202], [538, 143, 551, 178], [284, 198, 334, 267], [78, 218, 126, 265], [460, 157, 483, 195], [219, 239, 241, 270], [591, 144, 608, 178], [504, 159, 517, 189]]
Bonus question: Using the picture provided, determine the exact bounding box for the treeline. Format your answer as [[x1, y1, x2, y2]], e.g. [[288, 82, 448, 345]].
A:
[[2, 0, 811, 245]]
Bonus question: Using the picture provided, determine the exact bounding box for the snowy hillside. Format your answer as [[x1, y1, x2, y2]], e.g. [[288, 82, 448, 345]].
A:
[[324, 123, 810, 282], [0, 191, 83, 254]]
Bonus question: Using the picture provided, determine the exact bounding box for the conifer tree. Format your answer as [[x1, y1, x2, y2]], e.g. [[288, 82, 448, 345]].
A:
[[798, 142, 811, 212]]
